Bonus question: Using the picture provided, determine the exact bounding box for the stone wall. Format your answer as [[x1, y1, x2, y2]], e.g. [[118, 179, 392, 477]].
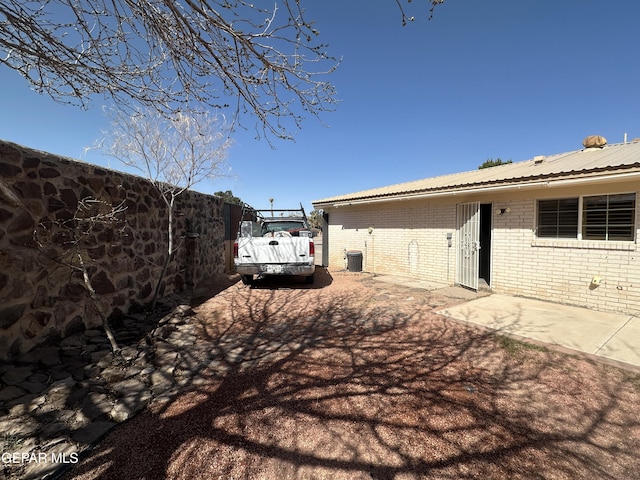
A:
[[0, 140, 227, 359]]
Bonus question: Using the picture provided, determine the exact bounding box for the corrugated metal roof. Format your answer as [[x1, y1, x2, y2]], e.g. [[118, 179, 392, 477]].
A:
[[313, 141, 640, 206]]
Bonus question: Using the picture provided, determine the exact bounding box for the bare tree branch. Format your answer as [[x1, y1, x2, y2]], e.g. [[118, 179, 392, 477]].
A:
[[0, 0, 342, 140], [395, 0, 445, 25], [0, 1, 444, 140]]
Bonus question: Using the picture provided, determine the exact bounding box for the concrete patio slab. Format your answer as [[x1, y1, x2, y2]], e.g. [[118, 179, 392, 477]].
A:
[[369, 274, 639, 371], [595, 315, 640, 366], [438, 294, 639, 370]]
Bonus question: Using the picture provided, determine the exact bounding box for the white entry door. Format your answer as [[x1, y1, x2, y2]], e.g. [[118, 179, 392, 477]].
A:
[[456, 202, 480, 290]]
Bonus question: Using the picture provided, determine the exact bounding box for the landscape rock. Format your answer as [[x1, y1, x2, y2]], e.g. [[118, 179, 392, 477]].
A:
[[28, 372, 50, 383], [66, 386, 90, 408], [117, 346, 137, 361], [1, 366, 34, 385], [0, 385, 26, 402], [18, 381, 47, 395], [92, 351, 113, 368], [100, 366, 127, 383], [79, 392, 113, 421], [71, 421, 116, 445], [0, 415, 39, 437], [150, 370, 173, 392], [110, 392, 151, 422], [123, 366, 143, 379], [40, 421, 68, 439], [0, 303, 213, 480], [110, 378, 147, 397]]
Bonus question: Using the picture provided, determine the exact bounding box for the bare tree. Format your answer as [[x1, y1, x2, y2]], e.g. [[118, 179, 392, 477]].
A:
[[0, 1, 445, 139], [100, 107, 232, 310], [34, 197, 128, 353]]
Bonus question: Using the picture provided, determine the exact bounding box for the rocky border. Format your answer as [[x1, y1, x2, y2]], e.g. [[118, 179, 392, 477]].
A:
[[0, 300, 217, 480]]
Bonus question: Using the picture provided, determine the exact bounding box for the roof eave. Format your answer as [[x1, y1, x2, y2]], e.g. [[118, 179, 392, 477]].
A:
[[313, 168, 640, 208]]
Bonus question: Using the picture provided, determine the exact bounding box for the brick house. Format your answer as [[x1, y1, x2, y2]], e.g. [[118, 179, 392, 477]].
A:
[[313, 139, 640, 315]]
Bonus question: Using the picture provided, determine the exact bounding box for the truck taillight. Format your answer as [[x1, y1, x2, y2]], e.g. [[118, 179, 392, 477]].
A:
[[309, 240, 315, 256], [233, 241, 238, 258]]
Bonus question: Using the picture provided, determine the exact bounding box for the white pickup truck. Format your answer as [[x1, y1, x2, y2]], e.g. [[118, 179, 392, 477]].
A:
[[233, 206, 315, 285]]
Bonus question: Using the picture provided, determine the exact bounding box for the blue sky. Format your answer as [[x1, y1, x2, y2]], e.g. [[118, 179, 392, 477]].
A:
[[2, 0, 640, 213]]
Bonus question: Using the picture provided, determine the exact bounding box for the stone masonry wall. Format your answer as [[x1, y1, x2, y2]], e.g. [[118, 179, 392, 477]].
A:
[[0, 140, 226, 359]]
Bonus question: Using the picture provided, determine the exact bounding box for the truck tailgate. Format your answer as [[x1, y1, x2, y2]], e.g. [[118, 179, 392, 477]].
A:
[[236, 237, 311, 264]]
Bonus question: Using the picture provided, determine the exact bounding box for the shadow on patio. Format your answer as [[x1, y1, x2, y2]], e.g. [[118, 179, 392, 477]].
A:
[[62, 268, 640, 479]]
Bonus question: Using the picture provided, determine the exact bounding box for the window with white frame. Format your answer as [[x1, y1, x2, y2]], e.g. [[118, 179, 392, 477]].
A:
[[537, 193, 636, 241]]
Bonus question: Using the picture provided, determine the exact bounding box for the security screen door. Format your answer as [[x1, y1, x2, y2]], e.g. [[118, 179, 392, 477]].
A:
[[456, 202, 480, 290]]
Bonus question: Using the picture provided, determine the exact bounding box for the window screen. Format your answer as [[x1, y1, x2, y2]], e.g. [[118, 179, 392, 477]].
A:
[[583, 194, 635, 241], [537, 198, 579, 238]]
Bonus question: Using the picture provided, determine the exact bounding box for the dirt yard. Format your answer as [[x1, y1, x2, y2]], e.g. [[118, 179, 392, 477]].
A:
[[63, 268, 640, 479]]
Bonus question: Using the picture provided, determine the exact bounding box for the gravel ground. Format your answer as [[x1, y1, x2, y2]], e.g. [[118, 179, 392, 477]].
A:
[[62, 268, 640, 479]]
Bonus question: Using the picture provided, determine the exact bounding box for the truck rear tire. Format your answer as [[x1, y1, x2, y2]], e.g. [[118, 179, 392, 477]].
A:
[[240, 274, 253, 286], [305, 273, 314, 285]]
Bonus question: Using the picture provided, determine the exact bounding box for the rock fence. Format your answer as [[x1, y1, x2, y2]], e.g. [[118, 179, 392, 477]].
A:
[[0, 140, 228, 359]]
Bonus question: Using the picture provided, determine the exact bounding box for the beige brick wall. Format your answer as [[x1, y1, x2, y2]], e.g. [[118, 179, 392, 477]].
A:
[[491, 196, 640, 315], [323, 185, 640, 315], [326, 201, 457, 283]]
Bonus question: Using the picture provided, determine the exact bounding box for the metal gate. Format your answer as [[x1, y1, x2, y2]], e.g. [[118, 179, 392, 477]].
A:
[[456, 202, 480, 290]]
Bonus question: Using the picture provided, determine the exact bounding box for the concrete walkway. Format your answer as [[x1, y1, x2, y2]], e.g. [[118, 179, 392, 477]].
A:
[[372, 275, 640, 372]]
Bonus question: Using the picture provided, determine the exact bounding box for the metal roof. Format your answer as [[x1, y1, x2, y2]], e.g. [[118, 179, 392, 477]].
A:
[[313, 141, 640, 207]]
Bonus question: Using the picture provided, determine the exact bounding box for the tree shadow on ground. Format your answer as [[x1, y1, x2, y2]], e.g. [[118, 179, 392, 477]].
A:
[[0, 272, 243, 480], [239, 266, 334, 291], [62, 274, 640, 479]]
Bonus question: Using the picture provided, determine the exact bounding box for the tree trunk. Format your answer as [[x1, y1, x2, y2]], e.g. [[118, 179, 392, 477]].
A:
[[78, 253, 119, 353], [151, 194, 175, 311]]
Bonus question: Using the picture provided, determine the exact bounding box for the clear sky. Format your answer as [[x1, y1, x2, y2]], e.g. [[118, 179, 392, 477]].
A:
[[2, 0, 640, 214]]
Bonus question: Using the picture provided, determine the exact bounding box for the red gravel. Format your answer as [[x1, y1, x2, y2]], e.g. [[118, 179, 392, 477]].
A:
[[63, 269, 640, 479]]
